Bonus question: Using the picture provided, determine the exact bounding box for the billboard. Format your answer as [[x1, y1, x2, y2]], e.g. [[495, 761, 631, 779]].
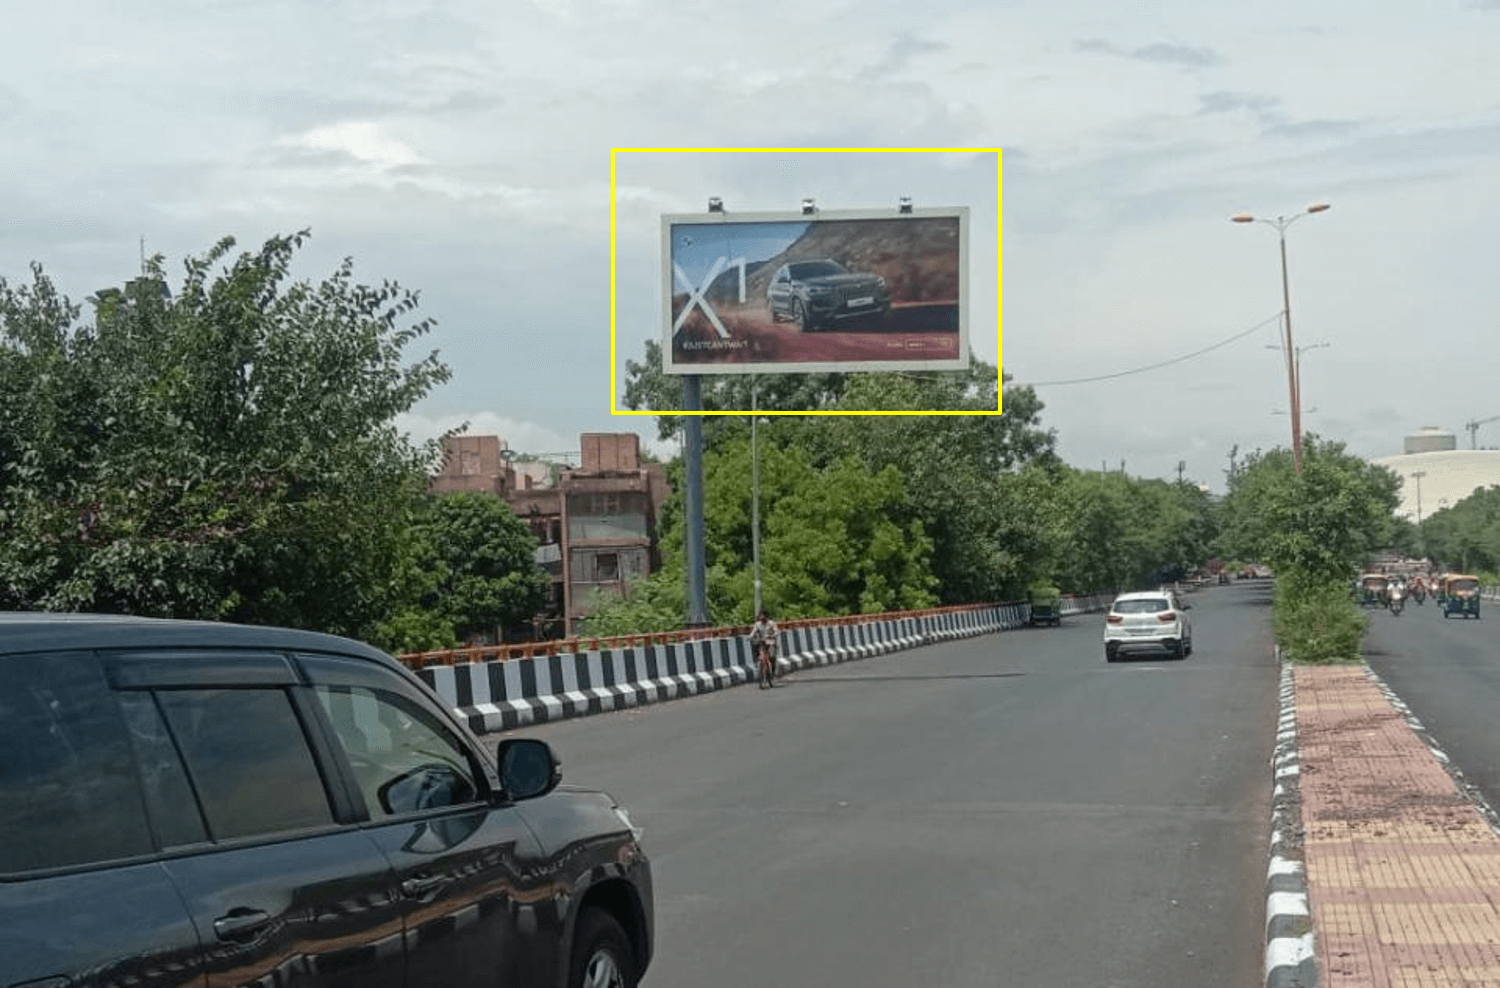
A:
[[661, 207, 969, 375]]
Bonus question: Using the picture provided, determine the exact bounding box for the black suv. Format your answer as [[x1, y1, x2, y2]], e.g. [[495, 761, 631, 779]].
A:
[[0, 613, 652, 988], [766, 259, 891, 331]]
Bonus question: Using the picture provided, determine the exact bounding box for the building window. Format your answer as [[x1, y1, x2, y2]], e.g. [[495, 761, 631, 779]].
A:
[[460, 449, 481, 475], [596, 553, 619, 582]]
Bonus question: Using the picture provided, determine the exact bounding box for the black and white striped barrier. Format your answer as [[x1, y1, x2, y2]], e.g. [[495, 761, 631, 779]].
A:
[[416, 597, 1113, 735]]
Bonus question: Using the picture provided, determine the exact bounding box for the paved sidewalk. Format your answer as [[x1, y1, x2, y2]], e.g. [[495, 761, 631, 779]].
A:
[[1297, 664, 1500, 987]]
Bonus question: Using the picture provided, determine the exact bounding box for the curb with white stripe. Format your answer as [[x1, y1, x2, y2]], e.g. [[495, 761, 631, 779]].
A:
[[417, 596, 1114, 735], [1266, 655, 1316, 988]]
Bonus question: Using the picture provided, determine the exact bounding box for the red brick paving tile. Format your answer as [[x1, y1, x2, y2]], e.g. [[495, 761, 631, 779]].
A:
[[1295, 665, 1500, 988]]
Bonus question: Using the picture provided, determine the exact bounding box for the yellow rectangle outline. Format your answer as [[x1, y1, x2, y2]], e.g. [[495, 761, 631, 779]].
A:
[[609, 147, 1003, 416]]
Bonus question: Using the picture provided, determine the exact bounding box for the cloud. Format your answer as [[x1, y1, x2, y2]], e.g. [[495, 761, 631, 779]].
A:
[[1261, 118, 1365, 140], [1073, 38, 1225, 68], [277, 121, 426, 169], [859, 33, 949, 81], [1197, 91, 1282, 117]]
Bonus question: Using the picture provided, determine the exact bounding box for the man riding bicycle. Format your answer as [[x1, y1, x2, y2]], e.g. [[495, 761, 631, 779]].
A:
[[750, 609, 780, 685]]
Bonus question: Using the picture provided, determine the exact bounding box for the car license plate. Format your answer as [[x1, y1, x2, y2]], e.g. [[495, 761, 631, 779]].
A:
[[1128, 628, 1153, 635], [847, 296, 874, 307]]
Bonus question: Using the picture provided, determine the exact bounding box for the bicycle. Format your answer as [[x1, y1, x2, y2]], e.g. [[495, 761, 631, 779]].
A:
[[757, 642, 776, 689]]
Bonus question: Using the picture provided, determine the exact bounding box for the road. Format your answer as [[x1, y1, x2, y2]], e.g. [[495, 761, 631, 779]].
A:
[[487, 582, 1278, 987], [1363, 597, 1500, 807]]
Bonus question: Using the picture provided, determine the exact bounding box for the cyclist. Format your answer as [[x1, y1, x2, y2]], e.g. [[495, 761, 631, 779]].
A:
[[750, 609, 779, 685]]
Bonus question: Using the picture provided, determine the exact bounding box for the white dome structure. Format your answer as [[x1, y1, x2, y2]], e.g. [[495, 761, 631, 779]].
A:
[[1372, 449, 1500, 523]]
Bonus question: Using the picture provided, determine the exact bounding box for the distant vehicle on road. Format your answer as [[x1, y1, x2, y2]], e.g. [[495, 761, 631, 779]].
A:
[[1441, 575, 1482, 619], [766, 259, 891, 331], [1104, 589, 1193, 662]]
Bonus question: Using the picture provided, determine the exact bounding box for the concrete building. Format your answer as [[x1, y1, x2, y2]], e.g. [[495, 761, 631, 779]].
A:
[[430, 433, 669, 639], [1371, 427, 1500, 524]]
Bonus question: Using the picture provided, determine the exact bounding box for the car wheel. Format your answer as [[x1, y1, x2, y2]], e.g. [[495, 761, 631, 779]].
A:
[[570, 909, 637, 988], [1184, 639, 1193, 657], [795, 299, 814, 332], [1104, 646, 1118, 663]]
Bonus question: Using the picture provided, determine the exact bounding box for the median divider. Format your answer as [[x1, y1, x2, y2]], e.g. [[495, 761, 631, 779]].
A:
[[403, 594, 1115, 735]]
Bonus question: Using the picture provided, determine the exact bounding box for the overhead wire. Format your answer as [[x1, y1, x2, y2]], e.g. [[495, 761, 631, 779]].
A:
[[1023, 312, 1285, 387]]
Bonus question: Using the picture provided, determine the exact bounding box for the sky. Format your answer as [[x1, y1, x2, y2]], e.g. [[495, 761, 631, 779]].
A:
[[4, 0, 1499, 491]]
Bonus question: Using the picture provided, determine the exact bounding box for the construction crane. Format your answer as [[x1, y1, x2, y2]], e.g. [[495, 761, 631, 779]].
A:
[[1465, 414, 1500, 449]]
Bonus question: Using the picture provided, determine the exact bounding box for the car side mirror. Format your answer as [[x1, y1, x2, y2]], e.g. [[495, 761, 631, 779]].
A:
[[497, 738, 561, 801]]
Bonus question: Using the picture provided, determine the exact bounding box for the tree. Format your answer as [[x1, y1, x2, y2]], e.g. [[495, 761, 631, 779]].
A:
[[1216, 437, 1401, 583], [0, 232, 451, 644], [1421, 486, 1500, 576], [398, 492, 550, 645], [583, 436, 939, 631]]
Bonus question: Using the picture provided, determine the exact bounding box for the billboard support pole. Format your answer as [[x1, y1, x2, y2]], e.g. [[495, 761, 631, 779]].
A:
[[751, 375, 763, 617], [683, 374, 709, 627]]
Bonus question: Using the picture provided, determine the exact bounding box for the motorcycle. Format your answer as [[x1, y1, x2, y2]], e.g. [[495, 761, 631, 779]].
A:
[[1388, 585, 1406, 615], [1411, 583, 1427, 606]]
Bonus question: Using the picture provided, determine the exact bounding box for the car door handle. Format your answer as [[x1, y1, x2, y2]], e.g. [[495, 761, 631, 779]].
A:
[[213, 908, 272, 941], [400, 874, 451, 898]]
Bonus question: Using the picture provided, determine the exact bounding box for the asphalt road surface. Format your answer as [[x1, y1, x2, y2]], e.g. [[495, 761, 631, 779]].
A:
[[488, 583, 1278, 987], [1364, 596, 1500, 808]]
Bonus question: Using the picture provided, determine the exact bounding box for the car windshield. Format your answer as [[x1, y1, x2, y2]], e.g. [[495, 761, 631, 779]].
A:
[[1114, 598, 1169, 614], [788, 261, 846, 279], [1452, 579, 1478, 591]]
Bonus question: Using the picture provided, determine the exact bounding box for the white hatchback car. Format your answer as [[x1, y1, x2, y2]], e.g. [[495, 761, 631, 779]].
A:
[[1103, 589, 1193, 662]]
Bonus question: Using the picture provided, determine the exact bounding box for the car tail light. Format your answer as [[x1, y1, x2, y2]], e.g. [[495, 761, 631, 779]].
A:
[[1106, 614, 1123, 624], [1157, 612, 1178, 623]]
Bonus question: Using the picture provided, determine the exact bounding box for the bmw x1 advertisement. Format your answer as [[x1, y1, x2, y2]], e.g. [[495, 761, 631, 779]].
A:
[[661, 207, 969, 375]]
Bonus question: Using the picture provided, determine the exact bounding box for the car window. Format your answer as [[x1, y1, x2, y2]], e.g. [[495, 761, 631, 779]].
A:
[[0, 651, 155, 873], [1114, 598, 1170, 614], [117, 692, 209, 848], [314, 684, 480, 818], [789, 260, 843, 279], [156, 688, 334, 841]]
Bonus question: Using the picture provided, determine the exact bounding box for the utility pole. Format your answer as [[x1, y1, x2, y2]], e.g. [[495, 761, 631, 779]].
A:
[[1177, 460, 1187, 485]]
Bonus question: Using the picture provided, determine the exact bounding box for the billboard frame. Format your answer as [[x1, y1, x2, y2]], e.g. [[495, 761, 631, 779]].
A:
[[658, 205, 970, 378]]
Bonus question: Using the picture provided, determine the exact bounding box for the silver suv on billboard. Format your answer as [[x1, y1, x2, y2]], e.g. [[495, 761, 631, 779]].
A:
[[766, 259, 891, 331]]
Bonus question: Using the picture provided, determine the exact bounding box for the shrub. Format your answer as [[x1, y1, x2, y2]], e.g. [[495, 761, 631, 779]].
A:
[[1273, 570, 1367, 664]]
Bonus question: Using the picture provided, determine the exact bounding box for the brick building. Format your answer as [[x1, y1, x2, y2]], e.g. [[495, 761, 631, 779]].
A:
[[430, 433, 669, 638]]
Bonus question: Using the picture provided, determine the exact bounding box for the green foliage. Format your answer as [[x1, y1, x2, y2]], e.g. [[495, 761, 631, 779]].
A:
[[584, 436, 940, 631], [695, 438, 939, 623], [1216, 437, 1401, 584], [0, 233, 451, 643], [609, 337, 1227, 629], [402, 492, 550, 646], [577, 569, 689, 638], [1272, 570, 1367, 664], [1420, 485, 1500, 574]]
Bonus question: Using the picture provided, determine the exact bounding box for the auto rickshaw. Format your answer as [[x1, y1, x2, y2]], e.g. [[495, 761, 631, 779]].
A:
[[1441, 575, 1482, 619], [1358, 573, 1390, 608], [1029, 583, 1063, 627]]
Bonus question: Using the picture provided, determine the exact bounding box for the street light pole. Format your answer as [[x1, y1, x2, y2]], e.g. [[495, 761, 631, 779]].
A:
[[1233, 202, 1331, 475], [1410, 471, 1426, 525], [750, 375, 762, 617]]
